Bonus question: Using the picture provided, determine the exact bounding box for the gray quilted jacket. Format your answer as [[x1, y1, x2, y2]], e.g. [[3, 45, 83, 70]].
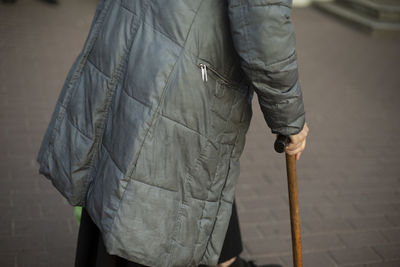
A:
[[37, 0, 305, 266]]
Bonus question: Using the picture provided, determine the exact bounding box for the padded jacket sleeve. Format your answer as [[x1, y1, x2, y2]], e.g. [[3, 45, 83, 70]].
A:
[[227, 0, 305, 135]]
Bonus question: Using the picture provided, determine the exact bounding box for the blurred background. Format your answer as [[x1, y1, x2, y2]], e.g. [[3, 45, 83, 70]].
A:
[[0, 0, 399, 266]]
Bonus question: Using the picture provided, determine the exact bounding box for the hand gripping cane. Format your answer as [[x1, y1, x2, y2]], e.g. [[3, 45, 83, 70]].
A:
[[274, 135, 303, 267]]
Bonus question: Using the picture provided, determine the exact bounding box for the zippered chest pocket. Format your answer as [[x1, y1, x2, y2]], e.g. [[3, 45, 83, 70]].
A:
[[198, 63, 241, 87], [196, 62, 240, 133], [198, 62, 244, 99]]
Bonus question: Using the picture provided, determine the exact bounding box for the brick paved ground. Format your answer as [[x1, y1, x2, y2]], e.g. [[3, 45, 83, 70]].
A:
[[0, 1, 399, 266]]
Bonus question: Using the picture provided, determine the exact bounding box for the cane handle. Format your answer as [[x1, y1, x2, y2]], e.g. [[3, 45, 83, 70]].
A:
[[274, 134, 289, 153]]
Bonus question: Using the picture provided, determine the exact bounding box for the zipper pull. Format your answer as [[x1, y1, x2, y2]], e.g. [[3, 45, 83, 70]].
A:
[[199, 63, 208, 82]]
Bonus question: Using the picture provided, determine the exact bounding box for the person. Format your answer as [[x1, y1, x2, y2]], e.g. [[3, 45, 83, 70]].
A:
[[37, 0, 308, 266]]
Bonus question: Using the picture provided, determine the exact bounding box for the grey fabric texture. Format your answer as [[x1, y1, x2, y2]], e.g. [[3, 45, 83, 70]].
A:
[[37, 0, 305, 266]]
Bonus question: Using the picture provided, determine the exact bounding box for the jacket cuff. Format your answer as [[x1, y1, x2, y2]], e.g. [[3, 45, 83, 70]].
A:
[[270, 111, 306, 136]]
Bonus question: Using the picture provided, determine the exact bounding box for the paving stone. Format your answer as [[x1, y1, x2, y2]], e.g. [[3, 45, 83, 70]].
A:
[[35, 178, 60, 194], [372, 244, 400, 261], [297, 193, 331, 205], [0, 235, 46, 253], [355, 203, 400, 216], [302, 233, 345, 252], [235, 185, 257, 199], [326, 193, 393, 206], [258, 222, 292, 240], [237, 174, 271, 188], [280, 251, 337, 267], [46, 248, 77, 267], [302, 218, 353, 234], [2, 205, 42, 221], [386, 215, 400, 227], [240, 224, 263, 241], [0, 176, 38, 194], [0, 253, 16, 267], [39, 204, 74, 219], [0, 219, 13, 236], [44, 230, 78, 250], [338, 230, 389, 248], [381, 228, 400, 243], [0, 158, 32, 174], [240, 196, 287, 211], [364, 192, 400, 204], [0, 190, 12, 205], [298, 181, 338, 195], [329, 247, 382, 266], [271, 205, 321, 222], [252, 255, 284, 266], [16, 249, 75, 267], [269, 208, 290, 222], [13, 219, 71, 238], [244, 238, 292, 256], [16, 251, 51, 267], [252, 185, 289, 199], [365, 261, 400, 267], [315, 204, 363, 218], [348, 216, 393, 230], [11, 192, 66, 207], [236, 210, 275, 224]]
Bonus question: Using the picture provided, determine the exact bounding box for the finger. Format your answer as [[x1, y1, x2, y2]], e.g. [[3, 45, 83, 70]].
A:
[[285, 142, 298, 151], [286, 140, 304, 152], [303, 123, 309, 133], [289, 135, 302, 145], [286, 138, 304, 150], [286, 147, 303, 156], [296, 152, 302, 160], [286, 145, 300, 153], [289, 130, 308, 145], [286, 139, 306, 155], [294, 140, 307, 156]]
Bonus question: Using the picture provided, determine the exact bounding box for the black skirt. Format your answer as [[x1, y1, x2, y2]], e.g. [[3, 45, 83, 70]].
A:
[[74, 202, 243, 267]]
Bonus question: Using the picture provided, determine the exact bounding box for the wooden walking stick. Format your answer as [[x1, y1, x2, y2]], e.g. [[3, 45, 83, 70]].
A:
[[275, 135, 303, 267]]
